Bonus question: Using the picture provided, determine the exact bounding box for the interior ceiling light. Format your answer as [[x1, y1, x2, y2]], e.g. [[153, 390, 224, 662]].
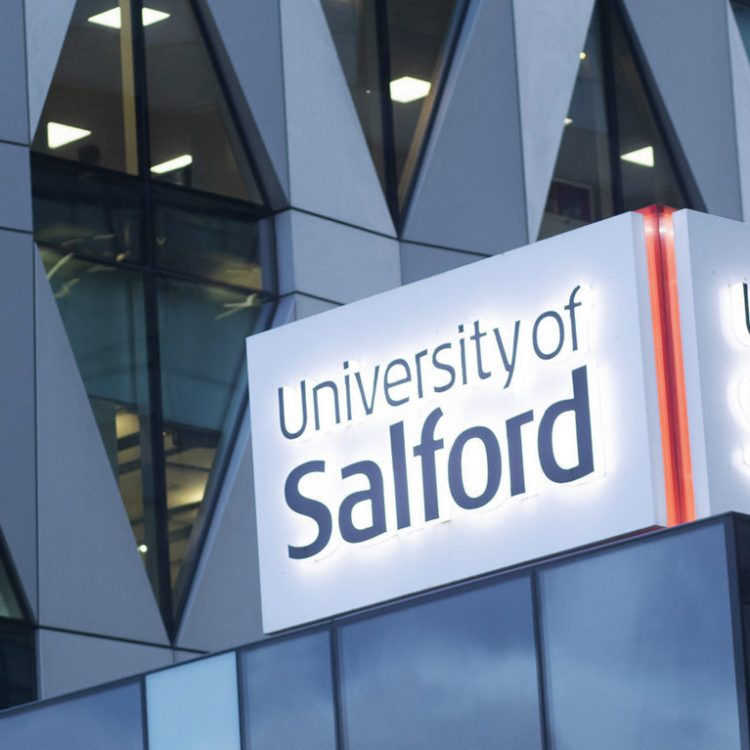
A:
[[47, 122, 91, 149], [579, 51, 587, 60], [620, 145, 655, 168], [150, 154, 193, 174], [390, 76, 431, 104], [88, 7, 170, 29], [564, 116, 573, 126]]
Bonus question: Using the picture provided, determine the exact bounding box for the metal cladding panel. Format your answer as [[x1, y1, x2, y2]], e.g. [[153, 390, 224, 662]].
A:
[[401, 241, 484, 284], [34, 253, 169, 645], [176, 416, 266, 653], [0, 231, 36, 616], [401, 0, 527, 255], [513, 0, 596, 240], [276, 210, 400, 304], [25, 0, 76, 137], [278, 0, 395, 236], [0, 143, 32, 232], [199, 0, 290, 205], [0, 0, 29, 143], [621, 0, 742, 219], [37, 629, 173, 700], [727, 3, 750, 223]]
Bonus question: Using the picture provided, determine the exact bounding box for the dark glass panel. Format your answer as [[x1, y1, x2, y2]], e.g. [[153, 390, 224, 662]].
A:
[[731, 516, 750, 698], [241, 632, 337, 750], [0, 682, 142, 747], [157, 278, 265, 589], [33, 0, 139, 174], [387, 0, 458, 191], [31, 155, 143, 263], [337, 576, 543, 749], [539, 7, 614, 239], [539, 523, 742, 750], [734, 2, 750, 56], [610, 4, 686, 213], [0, 624, 35, 710], [151, 186, 269, 290], [0, 560, 22, 620], [321, 0, 387, 187], [144, 0, 261, 202], [39, 249, 160, 586]]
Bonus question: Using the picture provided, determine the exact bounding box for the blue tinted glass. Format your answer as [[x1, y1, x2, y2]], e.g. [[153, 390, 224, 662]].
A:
[[146, 653, 240, 750], [337, 576, 543, 749], [242, 631, 337, 750], [539, 523, 742, 750], [0, 682, 143, 748]]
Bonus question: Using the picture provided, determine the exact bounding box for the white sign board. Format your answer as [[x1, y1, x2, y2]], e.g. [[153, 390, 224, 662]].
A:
[[247, 212, 667, 632], [673, 210, 750, 517]]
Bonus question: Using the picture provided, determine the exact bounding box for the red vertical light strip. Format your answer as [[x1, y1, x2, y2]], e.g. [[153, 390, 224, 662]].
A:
[[639, 205, 695, 526]]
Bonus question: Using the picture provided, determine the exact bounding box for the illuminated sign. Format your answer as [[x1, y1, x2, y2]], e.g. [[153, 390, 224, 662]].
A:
[[669, 210, 750, 516], [247, 212, 671, 632]]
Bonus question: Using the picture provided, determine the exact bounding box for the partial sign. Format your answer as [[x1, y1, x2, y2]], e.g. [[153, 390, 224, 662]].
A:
[[247, 212, 668, 632]]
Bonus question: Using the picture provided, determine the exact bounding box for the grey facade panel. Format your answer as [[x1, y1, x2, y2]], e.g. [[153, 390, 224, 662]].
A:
[[34, 254, 169, 645], [37, 629, 172, 700], [0, 0, 29, 144], [176, 417, 265, 653], [276, 209, 400, 304], [728, 3, 750, 223], [0, 143, 32, 232], [401, 241, 485, 284], [24, 0, 76, 138], [622, 0, 742, 220], [0, 231, 36, 616], [278, 0, 395, 236], [198, 0, 290, 206], [402, 0, 527, 255], [292, 293, 340, 320]]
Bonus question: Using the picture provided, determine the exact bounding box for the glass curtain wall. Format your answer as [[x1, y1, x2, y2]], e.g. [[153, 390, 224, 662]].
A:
[[31, 0, 275, 627], [539, 1, 688, 239], [321, 0, 466, 220]]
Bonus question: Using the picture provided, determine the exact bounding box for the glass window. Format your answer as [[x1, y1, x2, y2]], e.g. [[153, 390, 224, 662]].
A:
[[732, 2, 750, 59], [539, 523, 743, 750], [322, 0, 465, 215], [33, 0, 139, 174], [157, 277, 267, 588], [0, 624, 35, 710], [241, 631, 337, 750], [0, 560, 22, 620], [539, 2, 687, 239], [146, 652, 241, 750], [337, 576, 543, 749], [144, 0, 261, 202], [0, 682, 142, 748], [31, 0, 275, 623]]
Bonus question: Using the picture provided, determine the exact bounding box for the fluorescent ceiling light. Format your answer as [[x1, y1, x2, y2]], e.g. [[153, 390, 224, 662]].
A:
[[620, 145, 654, 168], [390, 76, 431, 104], [150, 154, 193, 174], [88, 7, 170, 29], [47, 121, 91, 149], [564, 116, 573, 126]]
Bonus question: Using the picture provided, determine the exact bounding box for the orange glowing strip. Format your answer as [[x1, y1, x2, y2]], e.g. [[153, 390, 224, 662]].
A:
[[639, 206, 695, 526]]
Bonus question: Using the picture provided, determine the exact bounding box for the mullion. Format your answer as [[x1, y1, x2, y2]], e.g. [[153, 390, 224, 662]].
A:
[[129, 0, 175, 632]]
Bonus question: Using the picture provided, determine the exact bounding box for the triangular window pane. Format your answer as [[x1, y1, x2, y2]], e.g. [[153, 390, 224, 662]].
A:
[[322, 0, 464, 214], [144, 0, 262, 203], [0, 551, 24, 621], [731, 2, 750, 58], [32, 0, 140, 174], [539, 2, 687, 239]]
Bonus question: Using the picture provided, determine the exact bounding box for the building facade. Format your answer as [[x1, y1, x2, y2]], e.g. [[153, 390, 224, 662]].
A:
[[2, 0, 750, 743]]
